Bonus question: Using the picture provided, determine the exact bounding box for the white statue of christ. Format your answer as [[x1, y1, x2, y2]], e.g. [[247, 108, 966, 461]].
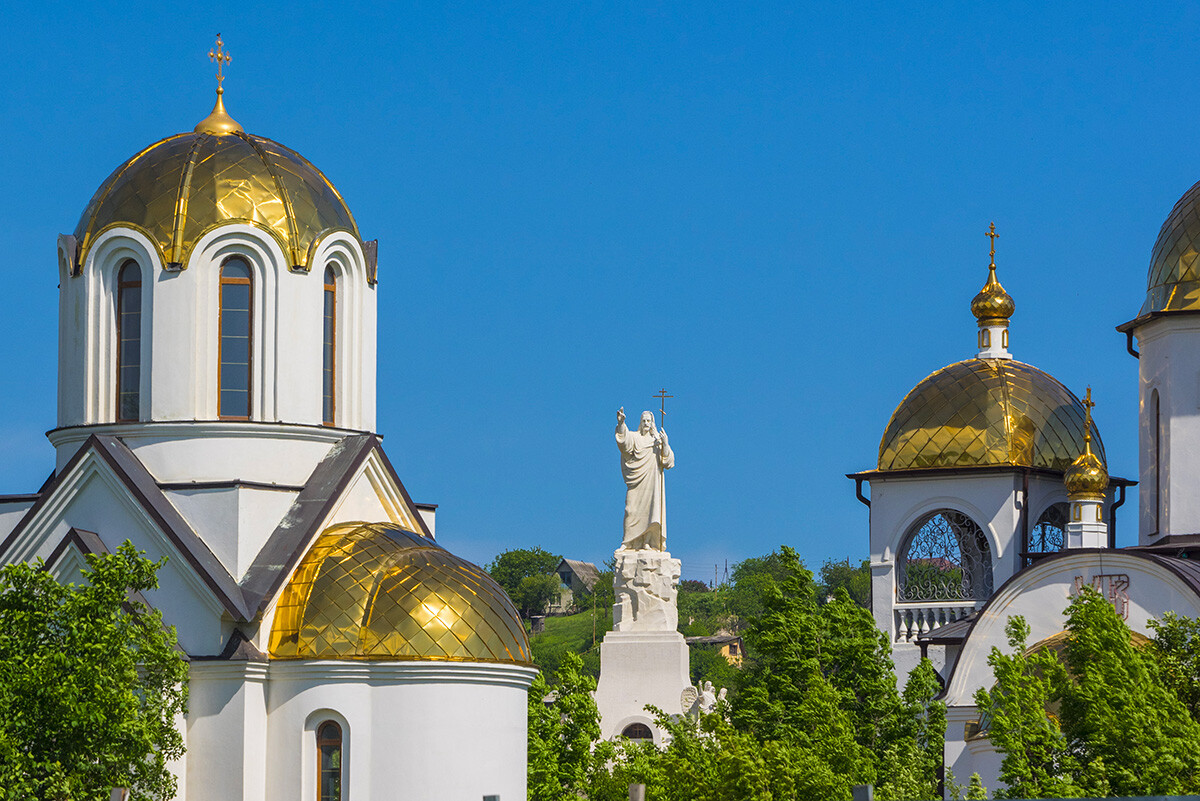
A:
[[615, 407, 675, 551]]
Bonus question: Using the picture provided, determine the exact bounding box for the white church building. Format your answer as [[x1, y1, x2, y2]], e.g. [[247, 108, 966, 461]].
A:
[[0, 63, 535, 801], [854, 197, 1200, 786]]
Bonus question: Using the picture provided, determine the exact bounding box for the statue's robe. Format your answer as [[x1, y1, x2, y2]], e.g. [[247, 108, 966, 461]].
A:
[[615, 421, 674, 550]]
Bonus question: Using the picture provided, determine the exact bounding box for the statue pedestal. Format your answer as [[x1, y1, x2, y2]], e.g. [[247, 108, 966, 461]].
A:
[[594, 630, 691, 742], [595, 548, 690, 743]]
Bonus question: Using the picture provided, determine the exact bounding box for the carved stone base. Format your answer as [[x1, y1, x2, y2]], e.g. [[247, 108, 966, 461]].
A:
[[593, 630, 691, 743], [612, 548, 681, 632]]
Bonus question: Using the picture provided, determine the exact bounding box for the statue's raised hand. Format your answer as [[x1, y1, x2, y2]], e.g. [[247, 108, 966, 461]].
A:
[[617, 407, 626, 426]]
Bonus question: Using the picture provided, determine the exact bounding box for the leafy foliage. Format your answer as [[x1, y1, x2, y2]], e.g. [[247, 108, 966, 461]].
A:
[[0, 542, 189, 801], [527, 652, 602, 801], [817, 558, 871, 608], [487, 547, 562, 618], [977, 587, 1200, 798]]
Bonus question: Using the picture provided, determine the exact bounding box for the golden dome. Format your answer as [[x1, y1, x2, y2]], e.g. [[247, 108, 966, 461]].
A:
[[268, 522, 531, 664], [970, 264, 1015, 324], [1141, 178, 1200, 315], [878, 359, 1104, 472], [1063, 388, 1108, 498], [1064, 448, 1108, 498], [74, 124, 359, 271]]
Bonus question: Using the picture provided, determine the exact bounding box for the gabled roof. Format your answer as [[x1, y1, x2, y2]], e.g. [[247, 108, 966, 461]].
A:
[[239, 434, 433, 616], [557, 558, 601, 589], [0, 435, 251, 621]]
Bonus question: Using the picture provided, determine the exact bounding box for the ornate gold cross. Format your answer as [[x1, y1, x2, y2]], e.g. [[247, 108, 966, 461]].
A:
[[986, 222, 999, 267], [653, 388, 673, 428], [1082, 386, 1095, 442], [209, 34, 232, 89]]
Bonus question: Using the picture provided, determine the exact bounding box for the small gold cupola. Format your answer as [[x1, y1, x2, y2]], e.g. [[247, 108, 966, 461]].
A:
[[1063, 387, 1110, 549], [1064, 387, 1109, 500], [194, 34, 243, 135], [971, 222, 1015, 359]]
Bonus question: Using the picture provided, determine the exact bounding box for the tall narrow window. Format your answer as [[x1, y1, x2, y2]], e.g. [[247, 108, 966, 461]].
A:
[[116, 261, 141, 422], [316, 720, 342, 801], [323, 265, 336, 426], [1153, 389, 1161, 533], [219, 258, 252, 419]]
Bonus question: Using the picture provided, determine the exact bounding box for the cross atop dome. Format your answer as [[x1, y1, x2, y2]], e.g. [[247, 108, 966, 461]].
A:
[[971, 221, 1015, 359], [195, 34, 243, 135]]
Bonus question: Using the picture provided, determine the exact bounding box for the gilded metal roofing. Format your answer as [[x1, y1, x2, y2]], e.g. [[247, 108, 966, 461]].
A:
[[268, 522, 531, 664], [878, 359, 1104, 472], [1142, 178, 1200, 315], [74, 130, 359, 271]]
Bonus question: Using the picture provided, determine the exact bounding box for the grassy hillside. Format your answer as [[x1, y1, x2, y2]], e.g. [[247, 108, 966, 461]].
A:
[[530, 608, 612, 678]]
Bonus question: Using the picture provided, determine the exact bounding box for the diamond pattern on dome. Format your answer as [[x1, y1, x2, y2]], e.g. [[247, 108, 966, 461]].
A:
[[75, 130, 359, 271], [1143, 179, 1200, 315], [878, 360, 1104, 472], [269, 522, 531, 664]]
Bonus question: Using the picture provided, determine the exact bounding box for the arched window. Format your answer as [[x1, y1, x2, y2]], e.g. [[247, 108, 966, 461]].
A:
[[316, 720, 343, 801], [1153, 389, 1161, 534], [323, 265, 336, 426], [219, 258, 252, 419], [116, 260, 141, 422], [897, 510, 993, 602], [621, 722, 653, 741], [1026, 503, 1067, 563]]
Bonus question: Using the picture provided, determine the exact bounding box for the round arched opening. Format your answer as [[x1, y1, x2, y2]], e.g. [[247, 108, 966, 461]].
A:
[[897, 510, 993, 602], [621, 723, 653, 741]]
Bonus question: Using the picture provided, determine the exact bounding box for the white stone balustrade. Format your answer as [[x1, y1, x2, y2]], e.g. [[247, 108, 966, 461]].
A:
[[893, 602, 980, 642]]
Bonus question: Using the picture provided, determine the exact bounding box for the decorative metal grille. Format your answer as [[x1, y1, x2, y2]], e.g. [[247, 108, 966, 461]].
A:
[[897, 510, 993, 602], [1028, 503, 1067, 556]]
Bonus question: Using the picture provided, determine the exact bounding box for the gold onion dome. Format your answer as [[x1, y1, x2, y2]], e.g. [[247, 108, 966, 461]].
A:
[[73, 55, 358, 272], [971, 224, 1015, 324], [1064, 388, 1109, 498], [878, 359, 1104, 472], [268, 522, 531, 664], [1141, 177, 1200, 315]]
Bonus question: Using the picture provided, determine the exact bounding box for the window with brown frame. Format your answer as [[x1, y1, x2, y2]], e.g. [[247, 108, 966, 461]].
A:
[[621, 722, 653, 740], [323, 265, 336, 426], [219, 258, 252, 419], [316, 720, 343, 801], [116, 260, 141, 422]]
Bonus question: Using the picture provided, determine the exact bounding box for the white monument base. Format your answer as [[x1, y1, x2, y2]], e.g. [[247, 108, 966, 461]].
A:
[[594, 630, 691, 744]]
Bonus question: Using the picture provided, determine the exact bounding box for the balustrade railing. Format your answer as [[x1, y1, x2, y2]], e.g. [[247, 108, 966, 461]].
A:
[[893, 602, 980, 642]]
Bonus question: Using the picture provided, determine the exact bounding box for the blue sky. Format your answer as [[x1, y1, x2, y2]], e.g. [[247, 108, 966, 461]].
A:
[[0, 2, 1191, 580]]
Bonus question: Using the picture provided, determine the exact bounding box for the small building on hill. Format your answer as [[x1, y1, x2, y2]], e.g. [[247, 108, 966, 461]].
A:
[[550, 558, 601, 613]]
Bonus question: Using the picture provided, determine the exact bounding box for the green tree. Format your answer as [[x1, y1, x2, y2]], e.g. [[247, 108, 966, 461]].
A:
[[1058, 587, 1200, 796], [1148, 611, 1200, 721], [0, 542, 189, 801], [730, 547, 943, 799], [726, 550, 798, 628], [487, 547, 562, 618], [978, 588, 1200, 798], [974, 616, 1081, 799], [527, 651, 602, 801], [515, 573, 562, 619], [817, 558, 871, 608]]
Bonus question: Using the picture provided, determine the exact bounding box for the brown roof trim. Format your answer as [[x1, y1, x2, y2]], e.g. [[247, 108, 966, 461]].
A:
[[939, 547, 1200, 695], [240, 435, 434, 618], [847, 466, 1135, 487], [191, 628, 267, 662], [0, 435, 251, 622], [44, 527, 108, 567], [414, 502, 438, 511], [240, 434, 378, 614], [0, 494, 40, 504], [158, 480, 306, 492], [373, 445, 435, 540], [1116, 308, 1200, 333]]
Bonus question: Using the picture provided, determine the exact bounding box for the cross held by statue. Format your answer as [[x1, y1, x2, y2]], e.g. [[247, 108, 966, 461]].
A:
[[654, 388, 673, 428]]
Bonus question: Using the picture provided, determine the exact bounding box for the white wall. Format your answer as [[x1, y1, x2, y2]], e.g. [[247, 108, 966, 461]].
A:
[[262, 661, 536, 801], [1134, 315, 1200, 543]]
